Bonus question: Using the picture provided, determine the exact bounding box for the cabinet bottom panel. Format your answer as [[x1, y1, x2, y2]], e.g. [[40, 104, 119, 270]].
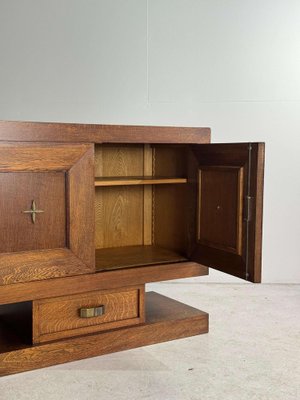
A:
[[95, 245, 187, 271]]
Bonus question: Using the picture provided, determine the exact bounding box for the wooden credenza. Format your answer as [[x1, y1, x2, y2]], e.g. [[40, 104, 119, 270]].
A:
[[0, 121, 264, 376]]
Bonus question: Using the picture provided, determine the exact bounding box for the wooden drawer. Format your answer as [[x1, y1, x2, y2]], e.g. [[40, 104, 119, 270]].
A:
[[33, 286, 145, 343]]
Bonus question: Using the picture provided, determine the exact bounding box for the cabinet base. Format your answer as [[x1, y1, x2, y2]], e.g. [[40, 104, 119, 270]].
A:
[[0, 292, 208, 377]]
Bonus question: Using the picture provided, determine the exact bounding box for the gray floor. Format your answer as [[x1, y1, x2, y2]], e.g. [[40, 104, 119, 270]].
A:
[[0, 283, 299, 400]]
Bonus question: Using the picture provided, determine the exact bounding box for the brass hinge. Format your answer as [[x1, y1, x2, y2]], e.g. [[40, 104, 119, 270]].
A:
[[245, 196, 254, 222]]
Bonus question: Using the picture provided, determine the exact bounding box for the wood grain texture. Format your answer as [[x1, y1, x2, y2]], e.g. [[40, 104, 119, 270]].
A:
[[95, 144, 189, 252], [95, 186, 144, 248], [153, 145, 189, 254], [143, 145, 153, 245], [95, 145, 145, 249], [95, 144, 145, 177], [0, 262, 208, 305], [95, 245, 187, 271], [0, 172, 66, 252], [153, 185, 188, 254], [189, 144, 249, 279], [247, 143, 265, 283], [0, 142, 95, 285], [153, 145, 188, 177], [197, 166, 243, 254], [33, 286, 144, 343], [68, 145, 95, 269], [0, 249, 92, 286], [189, 143, 265, 283], [0, 292, 208, 376], [0, 142, 90, 171], [94, 176, 187, 186], [0, 121, 211, 144]]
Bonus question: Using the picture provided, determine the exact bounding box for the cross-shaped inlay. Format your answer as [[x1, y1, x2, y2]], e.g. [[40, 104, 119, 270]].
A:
[[22, 200, 44, 224]]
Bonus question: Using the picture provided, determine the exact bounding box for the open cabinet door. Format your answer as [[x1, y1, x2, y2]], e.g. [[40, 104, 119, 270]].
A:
[[189, 143, 264, 282]]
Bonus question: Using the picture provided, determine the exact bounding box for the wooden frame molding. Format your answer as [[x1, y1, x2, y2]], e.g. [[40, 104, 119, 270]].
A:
[[0, 143, 95, 285], [0, 262, 208, 305]]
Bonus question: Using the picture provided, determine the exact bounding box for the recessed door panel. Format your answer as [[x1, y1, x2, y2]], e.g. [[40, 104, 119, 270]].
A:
[[0, 143, 95, 286], [198, 167, 243, 255], [0, 172, 66, 253]]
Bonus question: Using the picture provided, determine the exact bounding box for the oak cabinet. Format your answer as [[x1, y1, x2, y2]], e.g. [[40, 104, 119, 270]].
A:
[[0, 121, 264, 376]]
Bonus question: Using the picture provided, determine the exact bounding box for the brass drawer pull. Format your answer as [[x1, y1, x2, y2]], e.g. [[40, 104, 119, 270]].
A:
[[79, 305, 105, 318]]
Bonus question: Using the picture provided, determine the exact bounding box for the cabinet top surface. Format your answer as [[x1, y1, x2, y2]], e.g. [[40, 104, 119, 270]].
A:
[[0, 120, 211, 144]]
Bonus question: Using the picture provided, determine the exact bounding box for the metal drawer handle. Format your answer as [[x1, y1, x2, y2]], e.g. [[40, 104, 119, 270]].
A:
[[79, 305, 105, 318]]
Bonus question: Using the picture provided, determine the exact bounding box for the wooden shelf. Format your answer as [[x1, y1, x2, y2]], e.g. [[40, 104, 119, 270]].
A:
[[94, 176, 187, 187], [96, 245, 187, 271]]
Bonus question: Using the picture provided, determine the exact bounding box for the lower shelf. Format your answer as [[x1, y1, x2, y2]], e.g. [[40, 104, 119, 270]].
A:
[[96, 245, 187, 271], [0, 292, 208, 377]]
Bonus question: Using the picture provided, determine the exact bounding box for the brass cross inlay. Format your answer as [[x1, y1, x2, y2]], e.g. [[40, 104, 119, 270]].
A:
[[22, 200, 44, 224]]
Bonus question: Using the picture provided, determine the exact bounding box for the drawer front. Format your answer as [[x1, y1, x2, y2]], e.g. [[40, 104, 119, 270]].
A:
[[33, 286, 145, 343]]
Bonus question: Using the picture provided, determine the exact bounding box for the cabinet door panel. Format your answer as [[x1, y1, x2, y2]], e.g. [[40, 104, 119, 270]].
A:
[[189, 143, 264, 282], [0, 172, 66, 252], [0, 143, 95, 285]]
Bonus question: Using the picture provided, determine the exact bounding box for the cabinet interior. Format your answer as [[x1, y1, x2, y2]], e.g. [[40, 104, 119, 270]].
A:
[[94, 144, 192, 271], [0, 302, 32, 354]]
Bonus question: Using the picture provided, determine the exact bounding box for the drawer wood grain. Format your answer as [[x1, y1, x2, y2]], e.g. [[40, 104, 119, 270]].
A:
[[33, 286, 145, 343]]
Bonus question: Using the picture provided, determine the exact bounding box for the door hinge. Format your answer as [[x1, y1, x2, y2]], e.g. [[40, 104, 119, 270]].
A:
[[245, 196, 254, 222]]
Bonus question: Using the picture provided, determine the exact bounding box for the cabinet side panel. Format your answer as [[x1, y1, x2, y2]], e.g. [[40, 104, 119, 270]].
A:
[[153, 186, 187, 254], [143, 145, 153, 245], [153, 145, 188, 254]]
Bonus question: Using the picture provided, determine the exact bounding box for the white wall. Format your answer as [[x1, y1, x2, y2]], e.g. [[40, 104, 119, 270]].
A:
[[0, 0, 299, 282]]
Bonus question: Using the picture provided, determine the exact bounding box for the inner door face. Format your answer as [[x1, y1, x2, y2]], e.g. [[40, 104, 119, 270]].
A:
[[189, 143, 264, 282], [0, 143, 95, 285]]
